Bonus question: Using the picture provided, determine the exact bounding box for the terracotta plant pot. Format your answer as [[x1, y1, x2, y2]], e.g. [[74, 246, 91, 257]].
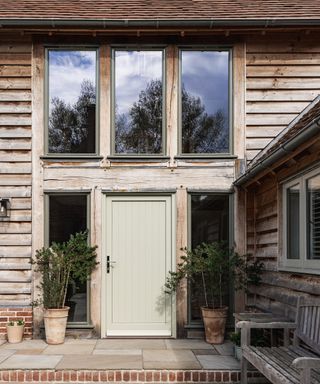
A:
[[201, 306, 228, 344], [43, 307, 69, 345], [6, 324, 24, 343]]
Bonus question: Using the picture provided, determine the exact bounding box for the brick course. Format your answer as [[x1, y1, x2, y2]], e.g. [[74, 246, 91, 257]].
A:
[[0, 307, 32, 340]]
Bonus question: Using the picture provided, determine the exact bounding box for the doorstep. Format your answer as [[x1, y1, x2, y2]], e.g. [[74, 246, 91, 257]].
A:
[[0, 338, 247, 383]]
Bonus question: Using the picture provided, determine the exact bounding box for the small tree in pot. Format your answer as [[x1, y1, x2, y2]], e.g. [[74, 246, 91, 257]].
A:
[[32, 231, 98, 344], [165, 242, 263, 344]]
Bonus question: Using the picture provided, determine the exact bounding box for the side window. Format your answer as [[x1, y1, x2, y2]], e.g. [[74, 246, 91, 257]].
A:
[[47, 194, 90, 324], [47, 49, 97, 155], [113, 49, 164, 155], [180, 49, 230, 155]]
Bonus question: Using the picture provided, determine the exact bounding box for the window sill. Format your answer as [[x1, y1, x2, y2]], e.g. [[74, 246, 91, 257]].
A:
[[174, 155, 237, 160], [278, 266, 320, 276], [107, 156, 170, 162], [41, 155, 103, 161]]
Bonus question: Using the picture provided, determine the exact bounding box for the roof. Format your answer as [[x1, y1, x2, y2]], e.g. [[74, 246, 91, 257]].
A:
[[235, 96, 320, 186], [0, 0, 320, 25]]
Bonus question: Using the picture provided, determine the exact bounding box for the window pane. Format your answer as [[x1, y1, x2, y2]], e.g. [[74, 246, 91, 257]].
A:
[[307, 174, 320, 260], [49, 195, 88, 323], [287, 185, 300, 260], [114, 50, 163, 154], [190, 195, 229, 322], [181, 51, 229, 154], [48, 50, 96, 153]]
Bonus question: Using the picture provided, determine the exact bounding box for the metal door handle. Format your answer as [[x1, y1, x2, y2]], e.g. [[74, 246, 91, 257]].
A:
[[106, 256, 116, 273]]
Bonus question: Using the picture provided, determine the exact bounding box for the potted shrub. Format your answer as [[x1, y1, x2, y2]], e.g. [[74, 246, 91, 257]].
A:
[[165, 242, 263, 344], [6, 320, 24, 343], [229, 331, 241, 360], [32, 231, 98, 345]]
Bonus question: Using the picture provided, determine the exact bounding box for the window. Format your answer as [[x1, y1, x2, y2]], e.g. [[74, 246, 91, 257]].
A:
[[46, 49, 97, 155], [180, 49, 230, 155], [282, 167, 320, 273], [113, 49, 164, 155], [189, 194, 230, 323], [47, 194, 90, 324]]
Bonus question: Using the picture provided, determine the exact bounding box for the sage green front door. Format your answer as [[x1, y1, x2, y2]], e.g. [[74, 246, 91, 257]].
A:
[[105, 195, 173, 336]]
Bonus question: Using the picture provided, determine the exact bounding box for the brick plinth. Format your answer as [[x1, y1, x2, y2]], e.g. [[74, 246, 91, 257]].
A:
[[0, 369, 241, 383], [0, 307, 33, 340]]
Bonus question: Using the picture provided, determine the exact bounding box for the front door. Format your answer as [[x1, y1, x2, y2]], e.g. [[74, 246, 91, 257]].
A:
[[105, 195, 173, 336]]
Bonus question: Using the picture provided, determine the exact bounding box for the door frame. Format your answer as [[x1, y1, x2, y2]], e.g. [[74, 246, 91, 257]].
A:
[[101, 192, 176, 338]]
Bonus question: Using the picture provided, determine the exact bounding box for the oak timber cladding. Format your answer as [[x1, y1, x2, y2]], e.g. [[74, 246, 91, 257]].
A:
[[0, 36, 32, 309], [246, 33, 320, 161]]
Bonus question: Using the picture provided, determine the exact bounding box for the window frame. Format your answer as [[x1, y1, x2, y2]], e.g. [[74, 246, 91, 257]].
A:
[[281, 166, 320, 274], [110, 46, 167, 157], [178, 46, 233, 158], [44, 46, 100, 157], [44, 192, 93, 327]]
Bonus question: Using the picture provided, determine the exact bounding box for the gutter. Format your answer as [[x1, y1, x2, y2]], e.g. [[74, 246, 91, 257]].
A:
[[1, 18, 320, 28], [234, 116, 320, 187]]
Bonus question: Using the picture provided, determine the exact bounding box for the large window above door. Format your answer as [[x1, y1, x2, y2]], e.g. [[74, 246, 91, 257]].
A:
[[180, 49, 231, 155], [112, 49, 165, 155]]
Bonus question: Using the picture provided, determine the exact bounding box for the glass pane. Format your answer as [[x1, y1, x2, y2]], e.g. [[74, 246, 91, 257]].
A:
[[48, 50, 96, 153], [49, 195, 88, 322], [114, 50, 163, 154], [307, 174, 320, 260], [190, 195, 229, 322], [287, 185, 300, 260], [181, 51, 229, 154]]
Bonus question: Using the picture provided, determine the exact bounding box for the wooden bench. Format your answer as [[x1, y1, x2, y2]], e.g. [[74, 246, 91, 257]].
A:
[[237, 298, 320, 384]]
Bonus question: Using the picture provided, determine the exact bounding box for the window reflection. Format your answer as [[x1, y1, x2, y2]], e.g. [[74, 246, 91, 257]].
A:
[[49, 195, 88, 323], [181, 51, 229, 154], [190, 195, 229, 322], [114, 50, 163, 154], [307, 174, 320, 260], [287, 185, 300, 260], [48, 50, 96, 154]]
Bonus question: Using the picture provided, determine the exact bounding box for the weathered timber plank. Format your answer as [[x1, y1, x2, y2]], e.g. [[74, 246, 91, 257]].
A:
[[0, 44, 32, 53], [247, 231, 277, 246], [0, 270, 31, 282], [0, 102, 31, 113], [0, 246, 31, 258], [0, 174, 31, 185], [247, 65, 320, 77], [0, 90, 31, 101], [0, 138, 31, 150], [247, 150, 261, 161], [0, 114, 31, 125], [0, 53, 31, 65], [0, 163, 31, 174], [247, 90, 320, 102], [247, 53, 320, 65], [247, 101, 309, 114], [0, 78, 31, 89], [246, 36, 320, 53], [246, 126, 286, 138], [0, 282, 31, 294], [0, 65, 31, 77], [0, 300, 31, 306], [247, 114, 298, 126], [0, 260, 31, 270], [9, 198, 31, 209], [254, 246, 278, 258], [4, 210, 31, 222], [0, 234, 31, 246], [253, 295, 296, 320], [247, 215, 277, 233], [0, 222, 31, 234], [0, 127, 31, 138], [247, 77, 320, 90], [0, 186, 31, 198], [246, 138, 273, 150]]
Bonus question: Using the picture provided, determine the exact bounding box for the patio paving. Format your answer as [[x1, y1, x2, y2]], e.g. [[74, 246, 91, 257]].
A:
[[0, 338, 244, 383]]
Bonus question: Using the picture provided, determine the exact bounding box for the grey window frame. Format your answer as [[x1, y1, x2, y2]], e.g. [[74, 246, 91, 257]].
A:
[[186, 191, 234, 326], [110, 46, 167, 158], [177, 46, 233, 158], [281, 166, 320, 275], [44, 46, 100, 158], [44, 192, 93, 327]]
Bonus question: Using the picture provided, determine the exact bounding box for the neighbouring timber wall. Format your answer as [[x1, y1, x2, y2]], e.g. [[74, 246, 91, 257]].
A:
[[246, 32, 320, 161], [0, 35, 32, 337]]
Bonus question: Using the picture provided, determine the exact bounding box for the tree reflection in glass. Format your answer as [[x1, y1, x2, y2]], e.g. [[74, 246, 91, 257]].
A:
[[181, 50, 229, 154], [48, 50, 96, 154], [114, 50, 163, 154]]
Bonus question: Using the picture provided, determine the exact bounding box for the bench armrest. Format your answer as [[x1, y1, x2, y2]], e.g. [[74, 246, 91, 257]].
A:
[[236, 321, 297, 329], [292, 357, 320, 369]]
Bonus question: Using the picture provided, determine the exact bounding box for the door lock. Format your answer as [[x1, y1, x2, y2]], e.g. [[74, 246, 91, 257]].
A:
[[106, 256, 116, 273]]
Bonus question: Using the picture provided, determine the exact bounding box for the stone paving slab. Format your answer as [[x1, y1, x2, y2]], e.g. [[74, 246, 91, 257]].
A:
[[1, 340, 47, 350], [214, 341, 234, 356], [0, 354, 62, 369], [192, 348, 218, 355], [0, 350, 16, 364], [43, 343, 95, 355], [197, 355, 240, 370], [143, 349, 202, 369], [56, 354, 143, 370], [96, 339, 166, 350], [165, 339, 214, 350], [93, 349, 142, 355]]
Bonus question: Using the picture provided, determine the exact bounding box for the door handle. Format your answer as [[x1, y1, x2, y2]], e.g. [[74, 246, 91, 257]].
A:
[[106, 256, 116, 273]]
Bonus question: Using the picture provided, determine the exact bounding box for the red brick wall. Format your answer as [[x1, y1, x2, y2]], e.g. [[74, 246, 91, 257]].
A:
[[0, 307, 32, 339]]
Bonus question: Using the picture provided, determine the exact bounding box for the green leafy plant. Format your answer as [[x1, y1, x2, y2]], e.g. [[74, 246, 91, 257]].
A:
[[7, 320, 24, 326], [31, 230, 98, 309], [229, 331, 241, 347], [165, 242, 264, 309]]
